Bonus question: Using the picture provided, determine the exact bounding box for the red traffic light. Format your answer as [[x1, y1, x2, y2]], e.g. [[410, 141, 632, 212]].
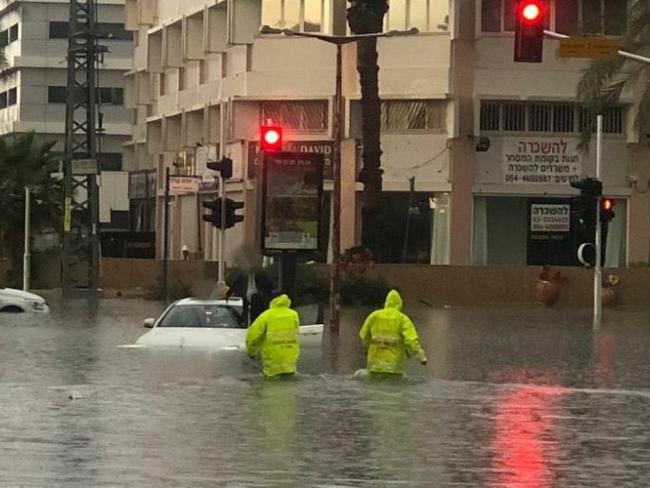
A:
[[601, 198, 615, 212], [261, 126, 282, 152], [514, 1, 545, 63], [521, 2, 542, 21]]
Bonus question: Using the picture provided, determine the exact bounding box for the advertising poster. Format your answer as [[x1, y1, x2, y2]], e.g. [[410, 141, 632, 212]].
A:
[[503, 137, 583, 185], [262, 152, 323, 252]]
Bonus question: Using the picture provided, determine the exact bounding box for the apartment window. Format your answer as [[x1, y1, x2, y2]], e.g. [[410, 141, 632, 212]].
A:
[[98, 153, 123, 171], [178, 67, 185, 91], [503, 103, 526, 131], [99, 87, 124, 105], [481, 0, 624, 35], [198, 60, 206, 85], [0, 91, 7, 109], [7, 87, 16, 106], [261, 0, 328, 33], [481, 100, 623, 134], [260, 100, 328, 132], [480, 102, 500, 131], [579, 106, 623, 134], [529, 104, 551, 132], [8, 24, 17, 43], [386, 0, 449, 32], [0, 30, 7, 47], [159, 73, 166, 96], [49, 21, 131, 40], [381, 99, 447, 132], [48, 86, 67, 103]]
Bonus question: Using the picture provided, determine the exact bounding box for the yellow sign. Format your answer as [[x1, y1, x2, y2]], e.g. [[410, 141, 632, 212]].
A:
[[64, 197, 71, 232], [558, 37, 620, 59]]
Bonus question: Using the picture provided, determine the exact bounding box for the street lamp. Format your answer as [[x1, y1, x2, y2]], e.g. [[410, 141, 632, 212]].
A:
[[259, 25, 418, 334]]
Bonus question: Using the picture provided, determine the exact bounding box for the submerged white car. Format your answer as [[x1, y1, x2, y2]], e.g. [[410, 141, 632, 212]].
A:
[[0, 288, 50, 313], [136, 297, 323, 349]]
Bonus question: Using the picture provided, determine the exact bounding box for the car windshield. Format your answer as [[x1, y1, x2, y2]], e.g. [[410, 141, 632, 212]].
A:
[[158, 304, 244, 328]]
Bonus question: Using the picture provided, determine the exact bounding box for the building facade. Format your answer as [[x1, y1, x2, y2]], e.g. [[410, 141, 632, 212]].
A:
[[125, 0, 650, 268], [0, 0, 134, 249]]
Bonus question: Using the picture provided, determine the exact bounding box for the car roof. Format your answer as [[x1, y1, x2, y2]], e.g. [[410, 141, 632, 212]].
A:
[[174, 297, 244, 307]]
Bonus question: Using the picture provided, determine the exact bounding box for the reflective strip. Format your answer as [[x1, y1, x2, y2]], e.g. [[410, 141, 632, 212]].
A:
[[370, 334, 402, 348]]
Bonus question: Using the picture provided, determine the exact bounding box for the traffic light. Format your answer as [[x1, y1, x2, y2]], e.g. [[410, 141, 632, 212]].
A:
[[261, 125, 283, 152], [202, 197, 224, 229], [570, 178, 606, 266], [600, 197, 615, 222], [202, 197, 244, 230], [207, 157, 233, 180], [225, 198, 244, 228], [514, 1, 545, 63]]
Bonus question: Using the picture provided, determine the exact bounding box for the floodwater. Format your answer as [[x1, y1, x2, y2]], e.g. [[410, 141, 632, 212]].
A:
[[1, 298, 650, 487]]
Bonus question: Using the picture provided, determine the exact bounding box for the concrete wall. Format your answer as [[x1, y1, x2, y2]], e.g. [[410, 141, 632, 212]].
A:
[[3, 256, 647, 308]]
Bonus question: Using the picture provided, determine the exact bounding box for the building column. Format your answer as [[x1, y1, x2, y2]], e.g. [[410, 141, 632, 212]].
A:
[[627, 146, 650, 265]]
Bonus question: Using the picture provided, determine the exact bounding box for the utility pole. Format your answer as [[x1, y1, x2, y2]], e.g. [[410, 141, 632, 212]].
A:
[[23, 187, 30, 291], [62, 0, 106, 297]]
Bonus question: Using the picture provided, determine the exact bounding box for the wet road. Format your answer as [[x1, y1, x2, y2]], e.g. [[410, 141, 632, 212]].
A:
[[1, 299, 650, 487]]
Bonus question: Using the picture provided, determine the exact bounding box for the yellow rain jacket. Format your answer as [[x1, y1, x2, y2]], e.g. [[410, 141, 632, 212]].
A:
[[246, 294, 300, 378], [359, 290, 427, 375]]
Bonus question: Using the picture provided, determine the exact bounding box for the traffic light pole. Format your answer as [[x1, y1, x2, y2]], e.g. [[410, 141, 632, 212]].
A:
[[594, 115, 603, 328], [162, 167, 170, 305], [218, 173, 227, 286]]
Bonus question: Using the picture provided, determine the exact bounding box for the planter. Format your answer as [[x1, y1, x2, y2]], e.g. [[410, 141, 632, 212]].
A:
[[602, 287, 616, 307], [536, 279, 559, 307]]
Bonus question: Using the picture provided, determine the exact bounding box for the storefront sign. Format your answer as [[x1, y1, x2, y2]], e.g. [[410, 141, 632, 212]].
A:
[[249, 140, 334, 179], [262, 152, 323, 252], [530, 204, 571, 233], [503, 138, 582, 185]]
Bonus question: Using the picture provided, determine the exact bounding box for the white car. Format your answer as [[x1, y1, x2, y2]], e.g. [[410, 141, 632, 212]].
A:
[[136, 297, 323, 349], [0, 288, 50, 313]]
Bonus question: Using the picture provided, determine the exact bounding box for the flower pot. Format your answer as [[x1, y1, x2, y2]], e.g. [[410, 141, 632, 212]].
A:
[[602, 287, 616, 307], [536, 279, 559, 307]]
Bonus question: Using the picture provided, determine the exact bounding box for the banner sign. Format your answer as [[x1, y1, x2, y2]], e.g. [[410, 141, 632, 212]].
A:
[[503, 138, 583, 185], [530, 204, 571, 233], [262, 152, 324, 252]]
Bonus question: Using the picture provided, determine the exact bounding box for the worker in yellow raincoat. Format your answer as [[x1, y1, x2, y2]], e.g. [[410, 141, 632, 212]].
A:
[[246, 293, 300, 378], [359, 289, 427, 376]]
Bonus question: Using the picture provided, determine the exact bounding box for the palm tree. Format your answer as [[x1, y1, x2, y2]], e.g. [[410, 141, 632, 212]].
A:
[[577, 1, 650, 144], [0, 132, 60, 286], [347, 0, 389, 212]]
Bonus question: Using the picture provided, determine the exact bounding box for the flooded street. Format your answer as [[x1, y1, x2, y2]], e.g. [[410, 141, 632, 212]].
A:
[[2, 298, 650, 487]]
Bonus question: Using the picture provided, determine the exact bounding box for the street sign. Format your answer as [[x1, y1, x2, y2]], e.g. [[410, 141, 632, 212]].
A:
[[72, 159, 98, 175], [558, 37, 620, 59], [169, 176, 200, 194]]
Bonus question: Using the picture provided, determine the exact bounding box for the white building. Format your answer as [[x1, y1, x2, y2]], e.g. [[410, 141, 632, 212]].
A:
[[0, 0, 133, 235], [125, 0, 650, 268]]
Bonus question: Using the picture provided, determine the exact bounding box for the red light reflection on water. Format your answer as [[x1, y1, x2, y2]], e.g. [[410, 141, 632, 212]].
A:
[[490, 385, 567, 488]]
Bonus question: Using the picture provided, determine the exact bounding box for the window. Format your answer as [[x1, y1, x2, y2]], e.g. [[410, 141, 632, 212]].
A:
[[7, 87, 16, 106], [48, 86, 67, 103], [261, 0, 328, 33], [178, 67, 185, 91], [480, 102, 500, 131], [481, 100, 623, 134], [386, 0, 449, 32], [381, 100, 447, 132], [0, 91, 7, 109], [0, 30, 7, 47], [99, 87, 124, 105], [8, 24, 17, 43], [260, 100, 328, 132], [98, 153, 123, 171], [159, 73, 166, 96], [579, 106, 623, 134], [49, 21, 131, 40], [481, 0, 624, 35]]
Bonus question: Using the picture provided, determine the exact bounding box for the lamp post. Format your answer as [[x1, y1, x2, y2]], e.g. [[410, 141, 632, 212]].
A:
[[259, 25, 418, 333]]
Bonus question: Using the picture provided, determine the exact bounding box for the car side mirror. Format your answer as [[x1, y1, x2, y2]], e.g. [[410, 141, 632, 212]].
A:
[[143, 318, 155, 328]]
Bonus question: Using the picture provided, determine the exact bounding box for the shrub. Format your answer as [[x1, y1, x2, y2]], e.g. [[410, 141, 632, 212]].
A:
[[144, 276, 193, 301]]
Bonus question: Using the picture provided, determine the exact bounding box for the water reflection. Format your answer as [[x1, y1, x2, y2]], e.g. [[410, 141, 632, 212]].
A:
[[490, 384, 567, 488]]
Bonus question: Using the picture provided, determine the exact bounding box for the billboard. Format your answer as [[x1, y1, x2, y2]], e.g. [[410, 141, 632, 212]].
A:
[[262, 152, 324, 253]]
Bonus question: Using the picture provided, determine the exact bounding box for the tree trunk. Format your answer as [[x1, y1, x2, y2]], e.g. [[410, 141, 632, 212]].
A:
[[356, 38, 383, 212], [347, 0, 388, 214]]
